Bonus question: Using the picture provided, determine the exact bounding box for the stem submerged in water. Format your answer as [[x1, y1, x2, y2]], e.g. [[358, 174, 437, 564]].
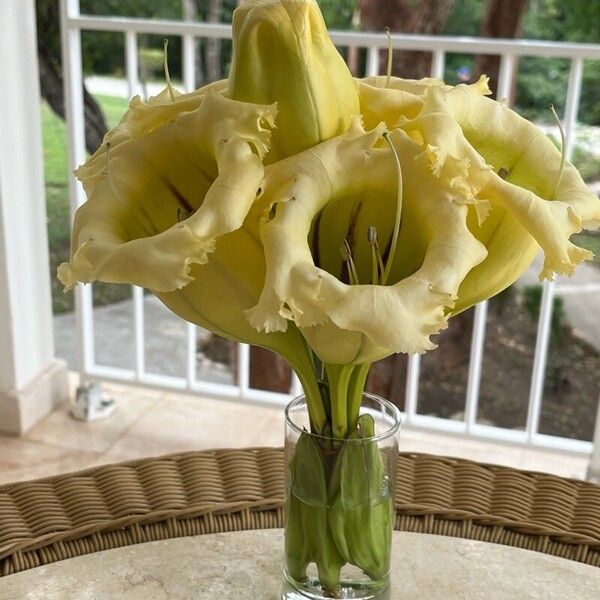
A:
[[324, 362, 372, 439]]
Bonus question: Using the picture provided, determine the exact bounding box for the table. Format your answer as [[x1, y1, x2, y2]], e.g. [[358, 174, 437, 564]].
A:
[[1, 448, 600, 596], [2, 529, 599, 599]]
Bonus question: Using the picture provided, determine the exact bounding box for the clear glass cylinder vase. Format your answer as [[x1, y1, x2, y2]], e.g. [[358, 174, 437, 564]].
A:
[[283, 393, 400, 600]]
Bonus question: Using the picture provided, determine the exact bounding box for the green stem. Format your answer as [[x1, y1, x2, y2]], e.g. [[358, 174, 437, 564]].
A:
[[324, 364, 354, 439], [286, 338, 327, 435], [347, 363, 371, 433]]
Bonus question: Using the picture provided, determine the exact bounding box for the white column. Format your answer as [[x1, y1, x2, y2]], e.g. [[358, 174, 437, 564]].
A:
[[0, 0, 69, 434], [587, 395, 600, 482]]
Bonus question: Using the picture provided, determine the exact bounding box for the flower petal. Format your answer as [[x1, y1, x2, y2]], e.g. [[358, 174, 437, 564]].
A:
[[246, 123, 487, 363], [229, 0, 360, 161], [363, 78, 600, 312], [58, 92, 277, 293]]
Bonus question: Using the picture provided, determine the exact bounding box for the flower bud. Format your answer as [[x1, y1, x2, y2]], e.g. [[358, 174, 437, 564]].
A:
[[228, 0, 360, 162]]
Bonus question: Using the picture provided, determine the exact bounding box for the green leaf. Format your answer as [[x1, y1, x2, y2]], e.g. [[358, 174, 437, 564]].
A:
[[291, 433, 327, 506]]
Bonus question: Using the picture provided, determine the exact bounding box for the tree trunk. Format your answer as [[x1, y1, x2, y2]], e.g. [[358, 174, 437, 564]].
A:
[[366, 354, 407, 411], [360, 0, 455, 79], [181, 0, 204, 88], [36, 0, 108, 155], [474, 0, 528, 101], [38, 46, 108, 155], [217, 340, 291, 394], [206, 0, 223, 82], [249, 347, 292, 394]]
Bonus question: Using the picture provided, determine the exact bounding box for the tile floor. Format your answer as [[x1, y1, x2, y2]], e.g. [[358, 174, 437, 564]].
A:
[[0, 377, 590, 485]]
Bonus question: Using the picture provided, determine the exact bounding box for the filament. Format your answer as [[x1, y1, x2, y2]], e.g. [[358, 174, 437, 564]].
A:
[[549, 104, 567, 200], [385, 27, 393, 88], [163, 39, 176, 101], [341, 239, 359, 285], [382, 132, 403, 285]]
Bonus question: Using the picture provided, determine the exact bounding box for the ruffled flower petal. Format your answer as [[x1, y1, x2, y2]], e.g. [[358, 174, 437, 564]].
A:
[[246, 122, 488, 363], [58, 91, 277, 293], [357, 75, 600, 315]]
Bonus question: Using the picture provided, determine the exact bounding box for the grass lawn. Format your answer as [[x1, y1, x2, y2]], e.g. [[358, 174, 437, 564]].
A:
[[573, 231, 600, 263], [44, 94, 130, 314]]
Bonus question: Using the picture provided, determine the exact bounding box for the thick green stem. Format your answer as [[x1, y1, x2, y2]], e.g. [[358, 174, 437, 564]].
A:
[[285, 337, 327, 435], [347, 363, 371, 432], [296, 366, 327, 434], [324, 364, 354, 439]]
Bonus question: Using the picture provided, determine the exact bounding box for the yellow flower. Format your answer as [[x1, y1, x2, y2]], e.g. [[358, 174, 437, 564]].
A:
[[58, 88, 273, 294], [228, 0, 360, 161], [246, 120, 487, 363], [57, 85, 321, 376], [58, 0, 600, 372], [247, 79, 600, 364], [358, 75, 600, 314]]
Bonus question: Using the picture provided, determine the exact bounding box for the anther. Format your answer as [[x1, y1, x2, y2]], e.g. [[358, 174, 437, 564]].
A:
[[368, 225, 378, 245], [498, 167, 510, 180]]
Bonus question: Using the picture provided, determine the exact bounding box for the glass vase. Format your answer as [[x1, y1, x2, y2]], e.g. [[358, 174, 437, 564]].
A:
[[283, 393, 400, 600]]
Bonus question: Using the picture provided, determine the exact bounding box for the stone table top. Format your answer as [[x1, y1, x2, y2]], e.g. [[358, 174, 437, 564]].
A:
[[2, 530, 599, 600]]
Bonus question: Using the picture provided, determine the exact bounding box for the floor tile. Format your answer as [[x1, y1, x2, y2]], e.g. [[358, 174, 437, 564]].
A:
[[0, 437, 102, 485], [26, 384, 163, 454], [100, 393, 283, 463]]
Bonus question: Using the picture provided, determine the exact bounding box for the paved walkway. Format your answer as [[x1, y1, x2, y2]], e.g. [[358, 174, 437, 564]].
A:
[[53, 295, 232, 384]]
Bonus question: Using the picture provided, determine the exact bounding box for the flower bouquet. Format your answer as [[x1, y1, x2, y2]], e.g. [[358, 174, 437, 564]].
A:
[[58, 0, 600, 597]]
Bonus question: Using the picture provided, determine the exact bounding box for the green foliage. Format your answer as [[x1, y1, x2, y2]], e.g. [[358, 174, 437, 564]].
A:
[[42, 100, 69, 186], [518, 0, 600, 125], [317, 0, 357, 29], [571, 232, 600, 268], [77, 1, 242, 84], [522, 285, 567, 342], [515, 57, 569, 120], [545, 132, 600, 183], [572, 144, 600, 183], [443, 0, 485, 36]]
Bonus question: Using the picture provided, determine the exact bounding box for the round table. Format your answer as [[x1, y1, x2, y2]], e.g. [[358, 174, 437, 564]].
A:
[[2, 530, 599, 600]]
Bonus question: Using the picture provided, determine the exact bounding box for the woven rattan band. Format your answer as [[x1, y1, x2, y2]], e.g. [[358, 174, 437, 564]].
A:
[[1, 449, 599, 576]]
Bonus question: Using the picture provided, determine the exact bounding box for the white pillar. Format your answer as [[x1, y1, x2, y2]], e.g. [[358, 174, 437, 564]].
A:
[[0, 0, 69, 434], [587, 395, 600, 482]]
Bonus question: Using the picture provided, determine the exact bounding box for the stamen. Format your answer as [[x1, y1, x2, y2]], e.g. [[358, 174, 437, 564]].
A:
[[498, 167, 510, 180], [163, 39, 176, 102], [368, 225, 381, 285], [382, 132, 403, 285], [385, 27, 393, 88], [549, 104, 566, 200], [341, 239, 359, 285]]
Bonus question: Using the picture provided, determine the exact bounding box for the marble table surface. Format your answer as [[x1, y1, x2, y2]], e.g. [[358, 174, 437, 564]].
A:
[[2, 530, 599, 600]]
